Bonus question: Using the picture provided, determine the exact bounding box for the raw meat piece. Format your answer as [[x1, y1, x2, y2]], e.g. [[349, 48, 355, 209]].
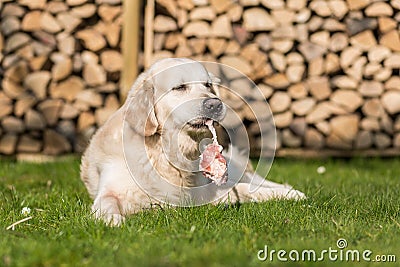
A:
[[199, 121, 228, 186]]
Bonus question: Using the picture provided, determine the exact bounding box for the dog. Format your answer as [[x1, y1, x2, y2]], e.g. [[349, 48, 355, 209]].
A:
[[80, 58, 305, 226]]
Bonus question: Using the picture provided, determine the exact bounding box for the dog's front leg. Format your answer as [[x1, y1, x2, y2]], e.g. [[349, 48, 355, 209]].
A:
[[92, 192, 126, 227]]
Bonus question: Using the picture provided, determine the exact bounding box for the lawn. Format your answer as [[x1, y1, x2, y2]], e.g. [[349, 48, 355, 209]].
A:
[[0, 156, 399, 267]]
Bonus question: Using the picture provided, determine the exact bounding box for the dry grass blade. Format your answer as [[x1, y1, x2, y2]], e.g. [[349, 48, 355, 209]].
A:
[[6, 216, 33, 230]]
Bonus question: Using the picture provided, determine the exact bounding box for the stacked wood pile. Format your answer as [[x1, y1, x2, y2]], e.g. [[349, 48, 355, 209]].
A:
[[148, 0, 400, 155], [0, 0, 123, 155], [1, 0, 400, 157]]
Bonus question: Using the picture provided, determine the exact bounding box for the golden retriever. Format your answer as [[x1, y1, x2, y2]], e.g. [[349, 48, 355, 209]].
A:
[[80, 58, 305, 226]]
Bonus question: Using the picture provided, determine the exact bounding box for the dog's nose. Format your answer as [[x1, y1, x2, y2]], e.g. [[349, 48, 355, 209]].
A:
[[203, 98, 223, 113]]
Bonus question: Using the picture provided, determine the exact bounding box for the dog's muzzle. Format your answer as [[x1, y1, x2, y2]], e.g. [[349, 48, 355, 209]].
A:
[[202, 98, 225, 121]]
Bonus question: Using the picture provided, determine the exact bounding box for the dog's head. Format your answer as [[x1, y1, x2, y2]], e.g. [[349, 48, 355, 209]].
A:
[[126, 58, 226, 137]]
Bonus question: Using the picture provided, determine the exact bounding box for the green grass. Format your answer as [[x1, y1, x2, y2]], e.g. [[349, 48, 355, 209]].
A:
[[0, 157, 399, 267]]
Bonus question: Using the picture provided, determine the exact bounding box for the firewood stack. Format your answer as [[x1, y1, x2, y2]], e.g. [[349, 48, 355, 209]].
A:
[[1, 0, 400, 157], [148, 0, 400, 155], [0, 0, 122, 155]]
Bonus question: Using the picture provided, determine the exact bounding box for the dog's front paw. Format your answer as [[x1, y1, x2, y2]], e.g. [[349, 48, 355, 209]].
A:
[[91, 194, 126, 226], [93, 209, 126, 227], [285, 189, 306, 200], [102, 213, 126, 227]]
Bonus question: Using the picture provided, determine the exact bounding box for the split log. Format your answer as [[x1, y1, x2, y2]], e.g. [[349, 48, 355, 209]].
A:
[[0, 134, 18, 155], [25, 109, 46, 130], [50, 76, 84, 101], [43, 129, 72, 155], [269, 92, 291, 113], [17, 135, 42, 153], [24, 71, 50, 100], [37, 99, 63, 126]]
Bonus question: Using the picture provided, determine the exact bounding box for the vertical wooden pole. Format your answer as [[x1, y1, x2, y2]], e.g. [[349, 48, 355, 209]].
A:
[[144, 0, 155, 69], [120, 0, 141, 101]]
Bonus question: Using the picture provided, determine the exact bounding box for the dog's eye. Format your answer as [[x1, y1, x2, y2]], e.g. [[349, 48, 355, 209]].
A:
[[204, 82, 212, 89], [172, 84, 187, 91]]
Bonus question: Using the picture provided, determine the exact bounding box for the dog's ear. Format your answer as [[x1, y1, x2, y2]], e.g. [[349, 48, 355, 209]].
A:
[[125, 72, 159, 136], [208, 72, 221, 97]]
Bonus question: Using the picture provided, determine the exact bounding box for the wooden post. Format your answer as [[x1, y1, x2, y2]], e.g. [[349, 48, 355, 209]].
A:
[[120, 0, 141, 101], [144, 0, 155, 69]]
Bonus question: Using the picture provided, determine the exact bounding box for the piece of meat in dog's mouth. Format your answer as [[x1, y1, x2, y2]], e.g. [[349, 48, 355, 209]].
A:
[[199, 120, 228, 186]]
